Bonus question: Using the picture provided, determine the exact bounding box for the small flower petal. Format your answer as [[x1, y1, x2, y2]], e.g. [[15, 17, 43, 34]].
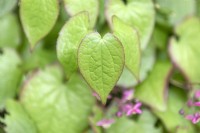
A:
[[96, 119, 115, 128], [194, 102, 200, 106], [185, 113, 200, 124], [122, 89, 134, 101], [195, 90, 200, 99]]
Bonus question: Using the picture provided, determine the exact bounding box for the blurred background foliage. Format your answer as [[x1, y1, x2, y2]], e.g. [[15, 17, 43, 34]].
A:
[[0, 0, 200, 133]]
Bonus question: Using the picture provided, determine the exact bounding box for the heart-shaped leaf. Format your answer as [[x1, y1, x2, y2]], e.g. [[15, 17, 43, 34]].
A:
[[0, 48, 22, 110], [113, 16, 141, 79], [106, 0, 155, 49], [135, 60, 172, 111], [63, 0, 98, 27], [78, 32, 125, 104], [20, 66, 95, 133], [2, 100, 37, 133], [169, 17, 200, 84], [0, 0, 17, 17], [57, 12, 90, 78], [20, 0, 59, 49], [0, 13, 21, 48]]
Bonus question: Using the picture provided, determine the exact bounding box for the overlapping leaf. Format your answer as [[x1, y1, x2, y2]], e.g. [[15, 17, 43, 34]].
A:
[[0, 13, 21, 48], [20, 66, 95, 133], [117, 44, 155, 87], [113, 16, 141, 79], [64, 0, 98, 27], [0, 49, 22, 109], [135, 60, 172, 111], [2, 100, 37, 133], [57, 12, 90, 78], [106, 0, 155, 49], [169, 17, 200, 84]]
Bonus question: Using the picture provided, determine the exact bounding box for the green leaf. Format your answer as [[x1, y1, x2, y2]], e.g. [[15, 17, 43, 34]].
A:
[[2, 100, 37, 133], [154, 87, 196, 133], [113, 16, 141, 79], [0, 13, 21, 48], [169, 17, 200, 84], [155, 0, 196, 25], [0, 48, 22, 110], [78, 32, 124, 104], [22, 45, 57, 72], [20, 0, 59, 48], [57, 12, 90, 78], [106, 0, 155, 49], [63, 0, 98, 27], [117, 43, 155, 87], [135, 60, 172, 111], [20, 66, 95, 133], [106, 110, 162, 133], [0, 0, 17, 17]]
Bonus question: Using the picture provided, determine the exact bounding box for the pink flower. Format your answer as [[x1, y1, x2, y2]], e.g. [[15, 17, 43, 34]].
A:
[[185, 113, 200, 124], [127, 102, 142, 116], [96, 119, 115, 128], [122, 89, 134, 101], [123, 102, 142, 116], [193, 102, 200, 106], [195, 90, 200, 99], [194, 90, 200, 99]]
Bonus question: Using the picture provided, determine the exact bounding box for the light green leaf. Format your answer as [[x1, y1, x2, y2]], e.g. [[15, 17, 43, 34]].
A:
[[113, 16, 141, 79], [106, 110, 162, 133], [64, 0, 98, 27], [106, 0, 155, 49], [78, 32, 124, 104], [135, 60, 172, 111], [20, 0, 59, 48], [20, 66, 95, 133], [0, 0, 17, 17], [2, 100, 37, 133], [169, 17, 200, 84], [22, 45, 57, 72], [117, 43, 155, 87], [57, 12, 90, 78], [155, 0, 196, 25], [0, 13, 21, 48], [0, 48, 22, 110], [154, 87, 196, 133]]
